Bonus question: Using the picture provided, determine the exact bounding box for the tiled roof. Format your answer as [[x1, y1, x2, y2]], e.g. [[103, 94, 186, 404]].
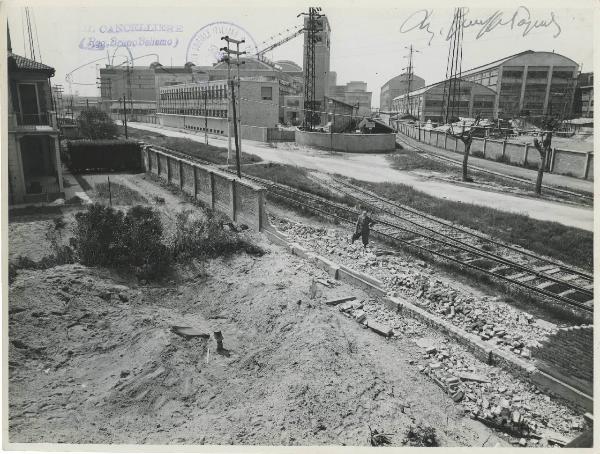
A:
[[8, 52, 55, 75]]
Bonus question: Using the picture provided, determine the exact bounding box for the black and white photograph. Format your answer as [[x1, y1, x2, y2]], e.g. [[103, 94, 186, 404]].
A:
[[2, 0, 596, 449]]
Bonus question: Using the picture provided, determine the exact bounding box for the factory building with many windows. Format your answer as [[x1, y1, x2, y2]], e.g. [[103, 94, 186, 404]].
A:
[[156, 78, 297, 137], [392, 50, 579, 122], [392, 79, 497, 123]]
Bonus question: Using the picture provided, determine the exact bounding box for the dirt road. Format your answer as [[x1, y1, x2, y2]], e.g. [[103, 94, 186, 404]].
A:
[[128, 123, 594, 231]]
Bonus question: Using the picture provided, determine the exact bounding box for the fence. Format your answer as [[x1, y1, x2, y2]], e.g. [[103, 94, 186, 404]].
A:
[[142, 145, 267, 231], [397, 122, 593, 180]]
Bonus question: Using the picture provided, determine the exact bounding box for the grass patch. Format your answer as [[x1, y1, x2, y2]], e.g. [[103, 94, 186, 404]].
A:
[[118, 125, 262, 165], [349, 179, 593, 270], [387, 149, 452, 173], [95, 182, 148, 205]]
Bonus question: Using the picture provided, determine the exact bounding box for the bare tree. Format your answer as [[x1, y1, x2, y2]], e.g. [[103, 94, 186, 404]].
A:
[[531, 117, 558, 195], [449, 115, 481, 182]]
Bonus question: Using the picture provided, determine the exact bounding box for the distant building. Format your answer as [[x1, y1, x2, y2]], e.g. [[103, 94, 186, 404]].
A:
[[7, 51, 64, 204], [458, 50, 579, 118], [157, 78, 297, 135], [324, 96, 355, 132], [99, 58, 303, 120], [393, 50, 580, 121], [392, 79, 496, 122], [329, 80, 372, 116], [99, 62, 203, 117], [574, 72, 593, 118], [380, 73, 425, 113]]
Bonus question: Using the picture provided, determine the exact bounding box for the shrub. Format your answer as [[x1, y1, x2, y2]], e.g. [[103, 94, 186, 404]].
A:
[[72, 204, 127, 268], [77, 108, 118, 140], [72, 203, 171, 279], [170, 210, 264, 262], [122, 205, 171, 279]]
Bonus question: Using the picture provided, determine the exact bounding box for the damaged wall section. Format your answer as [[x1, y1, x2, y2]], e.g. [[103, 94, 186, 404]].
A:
[[532, 325, 593, 396]]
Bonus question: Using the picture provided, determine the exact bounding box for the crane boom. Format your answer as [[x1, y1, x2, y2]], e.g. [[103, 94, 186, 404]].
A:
[[256, 26, 304, 58]]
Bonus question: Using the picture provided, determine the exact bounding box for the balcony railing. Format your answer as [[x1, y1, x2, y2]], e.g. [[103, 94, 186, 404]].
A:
[[16, 111, 51, 126]]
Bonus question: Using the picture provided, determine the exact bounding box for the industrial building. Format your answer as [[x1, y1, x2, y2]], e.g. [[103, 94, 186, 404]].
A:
[[379, 73, 425, 113], [99, 62, 204, 117], [392, 79, 497, 122], [328, 78, 372, 116], [7, 51, 64, 204], [574, 72, 593, 118], [156, 77, 297, 138], [392, 50, 580, 122]]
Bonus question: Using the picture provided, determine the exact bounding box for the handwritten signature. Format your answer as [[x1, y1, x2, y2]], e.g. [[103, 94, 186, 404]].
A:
[[399, 7, 561, 46]]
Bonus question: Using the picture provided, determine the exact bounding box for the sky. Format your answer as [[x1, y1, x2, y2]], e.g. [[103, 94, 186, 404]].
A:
[[6, 2, 594, 107]]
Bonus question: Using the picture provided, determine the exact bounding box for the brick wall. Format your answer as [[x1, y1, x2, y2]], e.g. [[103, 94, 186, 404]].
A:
[[531, 325, 593, 395]]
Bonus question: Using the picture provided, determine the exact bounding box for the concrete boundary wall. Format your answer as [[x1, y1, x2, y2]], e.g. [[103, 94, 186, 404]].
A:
[[397, 122, 593, 181], [264, 225, 593, 411], [296, 130, 396, 153], [142, 145, 267, 231]]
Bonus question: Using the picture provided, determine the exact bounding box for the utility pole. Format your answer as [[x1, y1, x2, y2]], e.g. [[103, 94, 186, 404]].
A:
[[204, 87, 208, 144], [235, 40, 246, 154], [122, 95, 128, 138], [230, 79, 242, 179], [221, 35, 246, 163], [404, 45, 420, 117]]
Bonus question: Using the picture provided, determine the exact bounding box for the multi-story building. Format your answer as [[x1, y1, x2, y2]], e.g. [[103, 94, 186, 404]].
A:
[[329, 80, 372, 116], [7, 50, 64, 204], [392, 79, 497, 122], [156, 78, 293, 135], [574, 72, 593, 118], [99, 62, 204, 117], [380, 73, 425, 113], [458, 50, 579, 118]]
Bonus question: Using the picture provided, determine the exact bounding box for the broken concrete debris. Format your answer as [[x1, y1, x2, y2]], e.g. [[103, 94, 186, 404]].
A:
[[325, 295, 356, 306]]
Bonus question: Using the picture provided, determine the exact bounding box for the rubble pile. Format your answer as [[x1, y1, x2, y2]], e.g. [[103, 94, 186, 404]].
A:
[[326, 289, 586, 446], [275, 219, 557, 355]]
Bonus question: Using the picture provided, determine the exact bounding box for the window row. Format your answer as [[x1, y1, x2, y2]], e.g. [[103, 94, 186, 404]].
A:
[[159, 108, 227, 118], [160, 86, 227, 101]]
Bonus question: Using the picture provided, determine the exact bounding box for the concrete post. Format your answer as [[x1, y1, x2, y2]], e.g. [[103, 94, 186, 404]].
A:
[[524, 143, 529, 166], [444, 133, 448, 149], [483, 138, 487, 158], [502, 140, 507, 159], [550, 148, 557, 172], [584, 152, 592, 179], [193, 166, 198, 199], [230, 178, 237, 221], [157, 151, 161, 176], [209, 172, 216, 210], [257, 188, 266, 231], [167, 156, 172, 183], [454, 137, 458, 152], [179, 160, 184, 190]]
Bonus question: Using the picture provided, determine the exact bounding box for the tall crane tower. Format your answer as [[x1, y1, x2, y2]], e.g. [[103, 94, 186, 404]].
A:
[[299, 7, 324, 130]]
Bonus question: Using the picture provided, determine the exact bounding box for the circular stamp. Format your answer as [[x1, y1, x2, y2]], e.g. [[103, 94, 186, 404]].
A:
[[186, 21, 259, 66]]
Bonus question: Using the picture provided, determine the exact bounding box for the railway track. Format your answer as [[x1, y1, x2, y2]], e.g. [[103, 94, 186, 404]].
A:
[[311, 175, 593, 313], [147, 144, 593, 314], [394, 133, 593, 202]]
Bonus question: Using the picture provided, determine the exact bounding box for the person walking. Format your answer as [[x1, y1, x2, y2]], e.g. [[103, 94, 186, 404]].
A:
[[350, 209, 375, 249]]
